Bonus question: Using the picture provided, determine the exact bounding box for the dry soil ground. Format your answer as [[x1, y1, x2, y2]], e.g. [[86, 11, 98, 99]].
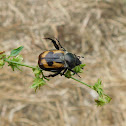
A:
[[0, 0, 126, 126]]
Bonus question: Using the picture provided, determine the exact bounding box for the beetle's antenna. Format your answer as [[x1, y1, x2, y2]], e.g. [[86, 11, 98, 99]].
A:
[[55, 38, 66, 51]]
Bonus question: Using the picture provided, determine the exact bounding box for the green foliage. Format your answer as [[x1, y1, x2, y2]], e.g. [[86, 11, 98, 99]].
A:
[[0, 46, 111, 106], [0, 59, 5, 68], [65, 64, 86, 78], [30, 67, 47, 91], [93, 79, 112, 106], [32, 67, 42, 78], [64, 70, 72, 78], [31, 77, 46, 92], [9, 46, 24, 57], [73, 64, 86, 73], [95, 95, 112, 106], [93, 79, 103, 96], [8, 55, 23, 71]]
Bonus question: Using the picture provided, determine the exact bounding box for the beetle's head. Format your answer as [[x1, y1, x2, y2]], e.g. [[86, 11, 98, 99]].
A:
[[64, 53, 82, 68]]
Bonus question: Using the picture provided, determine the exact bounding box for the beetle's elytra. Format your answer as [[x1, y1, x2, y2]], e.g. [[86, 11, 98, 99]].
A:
[[38, 38, 83, 77]]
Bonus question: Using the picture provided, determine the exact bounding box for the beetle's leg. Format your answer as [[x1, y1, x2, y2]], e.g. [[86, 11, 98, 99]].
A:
[[68, 69, 81, 78], [60, 68, 68, 76], [44, 38, 60, 50], [55, 38, 66, 51], [45, 70, 62, 77]]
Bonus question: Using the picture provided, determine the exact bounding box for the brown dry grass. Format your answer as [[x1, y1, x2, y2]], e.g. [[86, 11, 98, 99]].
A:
[[0, 0, 126, 126]]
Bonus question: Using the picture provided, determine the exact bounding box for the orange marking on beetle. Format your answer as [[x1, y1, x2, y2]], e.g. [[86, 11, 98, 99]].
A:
[[41, 59, 48, 66], [52, 61, 64, 68], [41, 59, 64, 68], [52, 50, 64, 54], [41, 51, 50, 58]]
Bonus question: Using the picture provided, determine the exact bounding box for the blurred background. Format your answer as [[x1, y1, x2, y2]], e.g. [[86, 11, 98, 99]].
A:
[[0, 0, 126, 126]]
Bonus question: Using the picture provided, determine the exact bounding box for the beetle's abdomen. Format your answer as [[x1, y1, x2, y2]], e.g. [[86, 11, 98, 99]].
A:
[[38, 50, 65, 70]]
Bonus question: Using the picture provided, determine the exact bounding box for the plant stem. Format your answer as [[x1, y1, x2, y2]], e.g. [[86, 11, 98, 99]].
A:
[[4, 58, 36, 69], [4, 58, 98, 91], [70, 76, 93, 89]]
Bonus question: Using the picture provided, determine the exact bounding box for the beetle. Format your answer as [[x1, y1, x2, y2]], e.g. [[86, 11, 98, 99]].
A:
[[38, 38, 83, 77]]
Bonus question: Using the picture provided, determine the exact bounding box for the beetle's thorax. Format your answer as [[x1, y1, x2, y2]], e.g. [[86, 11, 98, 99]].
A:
[[62, 52, 81, 69]]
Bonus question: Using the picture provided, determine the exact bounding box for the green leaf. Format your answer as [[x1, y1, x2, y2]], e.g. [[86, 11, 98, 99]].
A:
[[64, 64, 85, 78], [93, 79, 103, 96], [0, 59, 5, 68], [9, 46, 24, 57], [73, 64, 86, 73], [93, 79, 112, 106], [8, 55, 23, 71], [13, 55, 23, 62], [30, 77, 46, 91], [32, 67, 42, 78], [31, 66, 48, 91], [95, 97, 106, 106], [64, 70, 72, 78], [95, 95, 112, 106], [80, 64, 86, 68]]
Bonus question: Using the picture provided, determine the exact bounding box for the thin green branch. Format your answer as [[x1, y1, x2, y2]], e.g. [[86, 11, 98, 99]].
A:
[[4, 58, 36, 69], [70, 76, 93, 88]]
